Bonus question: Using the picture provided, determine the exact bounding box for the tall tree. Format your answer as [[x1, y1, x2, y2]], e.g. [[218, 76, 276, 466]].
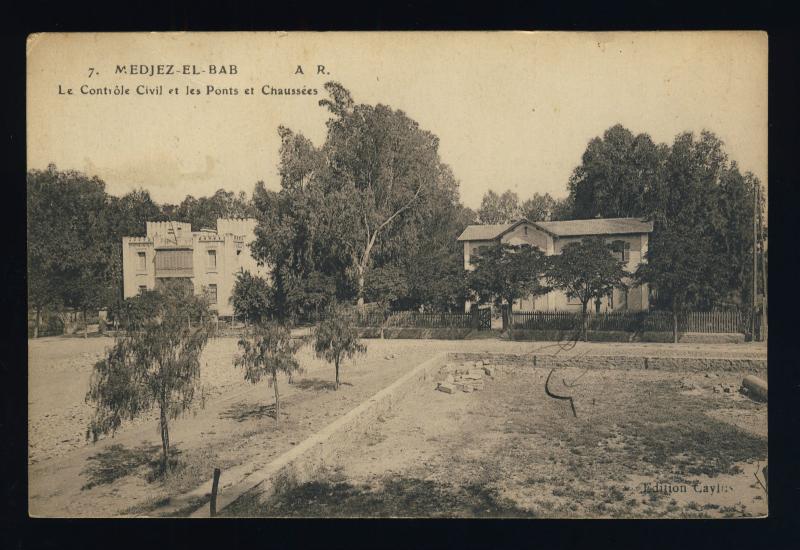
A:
[[567, 124, 765, 313], [176, 189, 255, 230], [567, 124, 667, 219], [521, 192, 557, 221], [85, 284, 212, 473], [477, 190, 522, 224], [550, 195, 575, 221], [252, 82, 463, 311], [548, 237, 629, 341], [636, 131, 741, 340], [320, 82, 453, 305], [27, 165, 118, 335]]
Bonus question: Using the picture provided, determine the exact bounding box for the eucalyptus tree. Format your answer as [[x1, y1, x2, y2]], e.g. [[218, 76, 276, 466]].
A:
[[85, 284, 213, 474], [235, 322, 302, 423]]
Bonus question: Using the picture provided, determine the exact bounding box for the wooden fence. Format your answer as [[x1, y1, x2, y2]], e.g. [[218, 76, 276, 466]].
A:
[[512, 310, 747, 334], [349, 310, 476, 329]]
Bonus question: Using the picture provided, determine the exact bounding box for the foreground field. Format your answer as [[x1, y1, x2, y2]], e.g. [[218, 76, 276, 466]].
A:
[[28, 335, 766, 517], [29, 336, 443, 516], [225, 364, 768, 518]]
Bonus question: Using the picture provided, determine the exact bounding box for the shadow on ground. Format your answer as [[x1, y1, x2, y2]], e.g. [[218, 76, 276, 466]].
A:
[[218, 402, 277, 422], [81, 443, 183, 490], [294, 378, 352, 392], [223, 476, 532, 518]]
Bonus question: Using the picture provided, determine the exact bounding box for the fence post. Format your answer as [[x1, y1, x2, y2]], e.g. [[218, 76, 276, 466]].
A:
[[210, 467, 221, 517]]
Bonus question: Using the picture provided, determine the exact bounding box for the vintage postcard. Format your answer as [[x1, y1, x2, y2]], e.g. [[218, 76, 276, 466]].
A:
[[26, 31, 768, 518]]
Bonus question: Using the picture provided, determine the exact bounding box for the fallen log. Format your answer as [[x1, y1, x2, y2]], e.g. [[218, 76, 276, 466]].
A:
[[742, 375, 768, 402]]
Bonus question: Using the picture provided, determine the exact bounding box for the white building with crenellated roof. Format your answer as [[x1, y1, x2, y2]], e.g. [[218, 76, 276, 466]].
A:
[[122, 218, 267, 316]]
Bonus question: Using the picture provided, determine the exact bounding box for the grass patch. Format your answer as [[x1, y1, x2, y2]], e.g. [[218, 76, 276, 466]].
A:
[[223, 475, 532, 518], [506, 376, 767, 480]]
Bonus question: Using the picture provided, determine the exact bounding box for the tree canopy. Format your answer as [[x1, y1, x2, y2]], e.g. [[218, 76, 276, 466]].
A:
[[635, 131, 765, 339], [467, 243, 551, 325], [250, 82, 471, 317], [548, 237, 629, 340], [235, 322, 302, 422], [231, 270, 273, 323], [27, 165, 259, 333], [313, 303, 367, 390]]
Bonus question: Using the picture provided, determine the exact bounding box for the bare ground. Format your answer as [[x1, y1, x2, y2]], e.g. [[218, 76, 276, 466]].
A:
[[29, 337, 440, 516], [28, 336, 766, 518], [224, 365, 768, 518]]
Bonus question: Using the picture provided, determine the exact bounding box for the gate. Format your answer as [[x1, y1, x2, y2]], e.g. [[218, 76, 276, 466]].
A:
[[471, 307, 491, 331]]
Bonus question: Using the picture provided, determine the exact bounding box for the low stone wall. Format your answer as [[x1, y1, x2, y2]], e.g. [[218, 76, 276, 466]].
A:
[[508, 330, 746, 344], [357, 327, 475, 339], [448, 352, 766, 373]]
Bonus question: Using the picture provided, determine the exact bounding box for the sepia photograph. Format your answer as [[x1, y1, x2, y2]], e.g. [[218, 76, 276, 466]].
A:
[[26, 31, 768, 519]]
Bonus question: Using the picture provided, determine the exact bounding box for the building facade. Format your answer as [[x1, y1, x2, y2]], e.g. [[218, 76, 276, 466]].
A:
[[122, 218, 267, 317], [457, 217, 654, 313]]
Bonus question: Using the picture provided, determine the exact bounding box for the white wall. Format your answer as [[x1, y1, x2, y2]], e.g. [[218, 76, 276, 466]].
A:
[[122, 237, 155, 298]]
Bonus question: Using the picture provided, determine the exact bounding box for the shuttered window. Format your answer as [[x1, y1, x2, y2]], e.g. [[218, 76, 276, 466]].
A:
[[155, 249, 193, 274]]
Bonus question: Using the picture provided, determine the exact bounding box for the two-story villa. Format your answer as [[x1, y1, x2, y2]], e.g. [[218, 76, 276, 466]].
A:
[[122, 218, 267, 317], [457, 217, 654, 313]]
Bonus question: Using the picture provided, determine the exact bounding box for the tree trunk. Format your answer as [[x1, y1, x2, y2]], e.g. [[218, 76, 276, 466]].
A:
[[159, 401, 170, 474], [356, 269, 366, 307], [581, 302, 589, 342], [34, 307, 40, 339], [273, 370, 280, 423], [672, 308, 679, 344], [83, 309, 89, 338], [335, 358, 340, 391]]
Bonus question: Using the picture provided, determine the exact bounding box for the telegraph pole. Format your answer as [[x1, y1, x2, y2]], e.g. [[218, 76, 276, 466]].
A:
[[758, 185, 768, 341], [752, 183, 759, 341]]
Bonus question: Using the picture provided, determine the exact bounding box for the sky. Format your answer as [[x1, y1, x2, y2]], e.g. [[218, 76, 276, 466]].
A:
[[27, 32, 768, 210]]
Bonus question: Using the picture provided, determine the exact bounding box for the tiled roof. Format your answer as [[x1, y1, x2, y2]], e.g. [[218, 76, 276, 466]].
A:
[[456, 223, 515, 241], [456, 217, 653, 241], [537, 217, 654, 237]]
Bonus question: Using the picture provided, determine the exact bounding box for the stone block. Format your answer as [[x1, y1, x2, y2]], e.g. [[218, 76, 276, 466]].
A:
[[437, 383, 455, 394]]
